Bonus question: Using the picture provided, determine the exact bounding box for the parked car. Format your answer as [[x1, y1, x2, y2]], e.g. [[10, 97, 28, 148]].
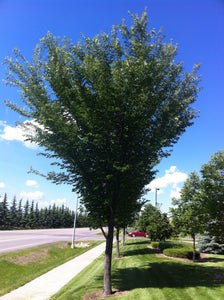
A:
[[128, 230, 148, 238]]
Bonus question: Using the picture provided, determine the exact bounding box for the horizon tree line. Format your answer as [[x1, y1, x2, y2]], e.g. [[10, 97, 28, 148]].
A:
[[0, 193, 91, 229]]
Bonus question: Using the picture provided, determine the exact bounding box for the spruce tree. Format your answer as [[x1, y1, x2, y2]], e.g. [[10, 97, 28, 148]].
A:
[[17, 199, 23, 228], [1, 194, 10, 229], [9, 196, 18, 228], [34, 202, 40, 228], [23, 200, 30, 228], [28, 201, 35, 228]]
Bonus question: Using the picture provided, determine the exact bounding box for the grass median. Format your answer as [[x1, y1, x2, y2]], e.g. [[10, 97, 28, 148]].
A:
[[51, 239, 224, 300], [0, 240, 102, 296]]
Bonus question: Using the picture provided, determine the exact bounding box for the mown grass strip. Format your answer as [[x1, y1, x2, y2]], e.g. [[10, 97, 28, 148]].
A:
[[51, 239, 224, 300], [0, 240, 102, 296]]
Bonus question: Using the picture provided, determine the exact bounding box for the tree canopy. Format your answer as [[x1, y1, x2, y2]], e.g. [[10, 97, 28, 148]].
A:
[[137, 203, 172, 241], [171, 172, 204, 260], [0, 194, 90, 229], [3, 11, 201, 295], [200, 151, 224, 242], [171, 151, 224, 258], [171, 171, 204, 237]]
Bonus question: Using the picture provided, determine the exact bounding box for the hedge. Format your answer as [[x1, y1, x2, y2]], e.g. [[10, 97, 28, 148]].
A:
[[151, 241, 192, 251], [163, 248, 200, 260], [151, 242, 159, 248]]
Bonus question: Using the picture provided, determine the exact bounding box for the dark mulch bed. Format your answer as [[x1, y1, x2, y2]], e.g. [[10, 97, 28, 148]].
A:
[[147, 245, 210, 263]]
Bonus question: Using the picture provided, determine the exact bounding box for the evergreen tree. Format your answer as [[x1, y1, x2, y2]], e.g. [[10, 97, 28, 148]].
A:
[[23, 200, 30, 228], [0, 197, 4, 228], [9, 196, 18, 228], [39, 208, 46, 228], [28, 201, 35, 228], [64, 207, 73, 227], [17, 199, 23, 228], [0, 197, 76, 229], [1, 194, 10, 229], [34, 202, 40, 228], [199, 235, 224, 254], [59, 205, 66, 228], [51, 203, 57, 228], [46, 206, 52, 228]]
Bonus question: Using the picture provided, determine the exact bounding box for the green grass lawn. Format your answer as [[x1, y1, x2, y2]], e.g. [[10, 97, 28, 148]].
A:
[[51, 239, 224, 300], [0, 240, 102, 296]]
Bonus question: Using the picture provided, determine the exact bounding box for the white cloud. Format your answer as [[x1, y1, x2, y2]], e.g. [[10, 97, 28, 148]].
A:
[[26, 180, 39, 188], [170, 187, 182, 199], [36, 198, 68, 209], [19, 191, 44, 201], [51, 197, 67, 205], [147, 166, 188, 191], [0, 120, 39, 149], [0, 182, 5, 188], [0, 121, 7, 127], [37, 201, 50, 209], [154, 188, 164, 195]]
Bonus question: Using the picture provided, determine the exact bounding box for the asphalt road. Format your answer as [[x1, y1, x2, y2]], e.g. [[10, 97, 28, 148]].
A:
[[0, 228, 105, 254]]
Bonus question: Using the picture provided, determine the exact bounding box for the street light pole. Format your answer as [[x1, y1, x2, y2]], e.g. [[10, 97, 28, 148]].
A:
[[155, 188, 160, 208], [71, 195, 79, 249]]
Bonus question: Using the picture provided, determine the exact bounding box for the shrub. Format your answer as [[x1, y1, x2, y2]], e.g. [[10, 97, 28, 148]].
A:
[[151, 242, 159, 248], [157, 241, 192, 251], [151, 241, 193, 251], [163, 248, 200, 259], [199, 235, 224, 254]]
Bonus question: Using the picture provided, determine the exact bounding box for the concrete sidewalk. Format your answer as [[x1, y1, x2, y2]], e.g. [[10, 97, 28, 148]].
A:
[[0, 242, 106, 300]]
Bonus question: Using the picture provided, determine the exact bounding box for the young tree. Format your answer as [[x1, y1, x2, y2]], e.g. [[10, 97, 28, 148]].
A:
[[171, 172, 204, 261], [200, 151, 224, 242], [3, 11, 201, 295], [137, 203, 158, 232], [115, 195, 147, 257], [147, 211, 172, 241], [137, 204, 172, 241]]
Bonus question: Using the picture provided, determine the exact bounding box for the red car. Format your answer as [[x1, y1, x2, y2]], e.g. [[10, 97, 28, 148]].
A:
[[128, 230, 148, 238]]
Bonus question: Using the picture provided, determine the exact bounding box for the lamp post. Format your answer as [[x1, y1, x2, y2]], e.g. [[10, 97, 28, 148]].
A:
[[71, 195, 79, 249], [155, 188, 160, 208]]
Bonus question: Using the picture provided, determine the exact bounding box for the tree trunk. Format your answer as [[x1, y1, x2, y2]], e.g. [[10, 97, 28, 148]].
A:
[[103, 215, 114, 296], [122, 227, 125, 246], [116, 227, 120, 258], [192, 234, 196, 262]]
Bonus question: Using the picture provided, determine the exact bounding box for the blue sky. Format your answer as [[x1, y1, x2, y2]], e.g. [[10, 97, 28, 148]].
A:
[[0, 0, 223, 213]]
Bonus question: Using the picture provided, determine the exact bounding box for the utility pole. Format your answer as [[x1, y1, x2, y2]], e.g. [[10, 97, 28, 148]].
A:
[[71, 195, 79, 249], [155, 188, 160, 209]]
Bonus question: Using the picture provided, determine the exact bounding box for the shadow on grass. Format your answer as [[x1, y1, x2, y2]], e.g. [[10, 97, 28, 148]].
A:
[[207, 256, 224, 263], [122, 247, 152, 257], [111, 261, 224, 291], [125, 240, 149, 246]]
